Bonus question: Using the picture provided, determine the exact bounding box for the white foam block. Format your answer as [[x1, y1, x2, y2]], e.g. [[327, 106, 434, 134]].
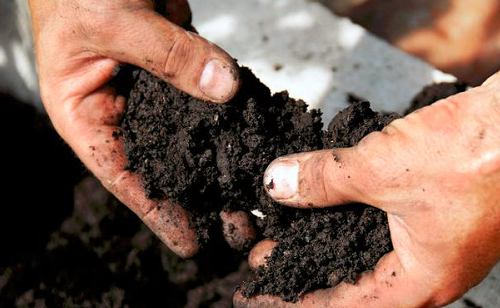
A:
[[191, 0, 456, 121]]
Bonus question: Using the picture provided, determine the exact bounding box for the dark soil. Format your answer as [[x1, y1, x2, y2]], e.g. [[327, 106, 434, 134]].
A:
[[118, 66, 325, 245], [117, 66, 398, 302], [0, 74, 467, 307], [405, 81, 469, 114]]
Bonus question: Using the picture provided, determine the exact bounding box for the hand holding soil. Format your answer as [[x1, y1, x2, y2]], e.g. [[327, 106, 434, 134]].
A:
[[234, 72, 500, 307], [27, 0, 241, 258], [27, 0, 500, 305]]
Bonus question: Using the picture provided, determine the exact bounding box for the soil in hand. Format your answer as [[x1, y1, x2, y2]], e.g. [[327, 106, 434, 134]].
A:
[[117, 65, 398, 301], [0, 72, 467, 307]]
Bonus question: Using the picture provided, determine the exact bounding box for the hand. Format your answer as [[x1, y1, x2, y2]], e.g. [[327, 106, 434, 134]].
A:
[[234, 72, 500, 307], [28, 0, 245, 258]]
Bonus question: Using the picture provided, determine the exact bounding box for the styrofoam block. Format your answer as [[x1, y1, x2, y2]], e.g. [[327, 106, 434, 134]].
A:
[[191, 0, 456, 121]]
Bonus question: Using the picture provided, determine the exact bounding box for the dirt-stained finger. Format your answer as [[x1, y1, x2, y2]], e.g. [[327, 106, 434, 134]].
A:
[[90, 8, 241, 103], [107, 170, 199, 258], [220, 210, 257, 251], [233, 291, 291, 308], [153, 199, 199, 257], [263, 148, 368, 208], [248, 239, 277, 270], [66, 114, 199, 258]]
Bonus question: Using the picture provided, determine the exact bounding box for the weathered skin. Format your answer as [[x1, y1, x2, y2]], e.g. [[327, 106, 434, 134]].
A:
[[28, 0, 244, 258], [28, 1, 500, 305], [220, 210, 257, 251], [235, 72, 500, 307], [247, 239, 277, 270]]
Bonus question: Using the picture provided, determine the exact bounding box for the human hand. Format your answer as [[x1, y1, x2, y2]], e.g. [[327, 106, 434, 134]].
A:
[[28, 0, 245, 258], [234, 72, 500, 307]]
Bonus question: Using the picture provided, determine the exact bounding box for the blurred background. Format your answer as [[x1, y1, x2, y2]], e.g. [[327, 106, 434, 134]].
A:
[[318, 0, 500, 86]]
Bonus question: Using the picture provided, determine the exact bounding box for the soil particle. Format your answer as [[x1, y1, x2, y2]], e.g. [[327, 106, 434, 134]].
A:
[[463, 298, 483, 308]]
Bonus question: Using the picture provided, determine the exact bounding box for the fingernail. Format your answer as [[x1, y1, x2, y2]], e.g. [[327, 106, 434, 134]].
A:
[[199, 59, 237, 102], [264, 159, 299, 201]]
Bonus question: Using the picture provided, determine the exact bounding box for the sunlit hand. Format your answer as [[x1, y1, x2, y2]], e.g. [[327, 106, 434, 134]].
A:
[[235, 72, 500, 307], [28, 0, 247, 258]]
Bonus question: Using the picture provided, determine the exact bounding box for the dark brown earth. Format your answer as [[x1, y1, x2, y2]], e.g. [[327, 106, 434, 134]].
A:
[[405, 81, 469, 114], [118, 65, 397, 302], [117, 65, 326, 246], [0, 74, 467, 307]]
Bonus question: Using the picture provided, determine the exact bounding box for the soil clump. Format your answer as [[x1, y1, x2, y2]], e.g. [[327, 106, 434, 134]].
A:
[[117, 65, 397, 301], [405, 81, 468, 113]]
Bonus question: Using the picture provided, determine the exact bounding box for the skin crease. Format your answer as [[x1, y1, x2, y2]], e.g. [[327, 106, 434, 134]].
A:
[[234, 72, 500, 307], [27, 0, 251, 258]]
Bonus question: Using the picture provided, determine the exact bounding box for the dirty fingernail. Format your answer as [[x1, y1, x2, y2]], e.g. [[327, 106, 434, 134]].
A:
[[199, 59, 237, 102], [264, 159, 299, 201]]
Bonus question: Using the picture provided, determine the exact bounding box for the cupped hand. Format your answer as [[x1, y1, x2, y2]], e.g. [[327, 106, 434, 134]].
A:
[[235, 72, 500, 307], [28, 0, 247, 258]]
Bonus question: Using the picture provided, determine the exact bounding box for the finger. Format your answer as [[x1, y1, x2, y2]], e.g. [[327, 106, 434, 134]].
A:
[[220, 210, 257, 251], [92, 136, 200, 258], [234, 252, 436, 308], [89, 8, 240, 103], [62, 88, 199, 258], [263, 147, 381, 209], [247, 239, 277, 270]]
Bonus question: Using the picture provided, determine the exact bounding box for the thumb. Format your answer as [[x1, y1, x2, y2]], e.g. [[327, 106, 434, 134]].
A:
[[91, 9, 240, 103], [264, 147, 383, 209]]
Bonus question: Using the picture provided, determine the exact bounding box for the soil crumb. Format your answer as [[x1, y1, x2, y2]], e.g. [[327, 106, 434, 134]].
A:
[[463, 298, 483, 308], [405, 81, 468, 114]]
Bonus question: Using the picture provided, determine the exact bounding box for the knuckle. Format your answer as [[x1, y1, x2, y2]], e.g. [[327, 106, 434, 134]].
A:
[[356, 133, 386, 177], [354, 132, 398, 199], [380, 118, 405, 135], [298, 151, 332, 205], [162, 32, 195, 80]]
